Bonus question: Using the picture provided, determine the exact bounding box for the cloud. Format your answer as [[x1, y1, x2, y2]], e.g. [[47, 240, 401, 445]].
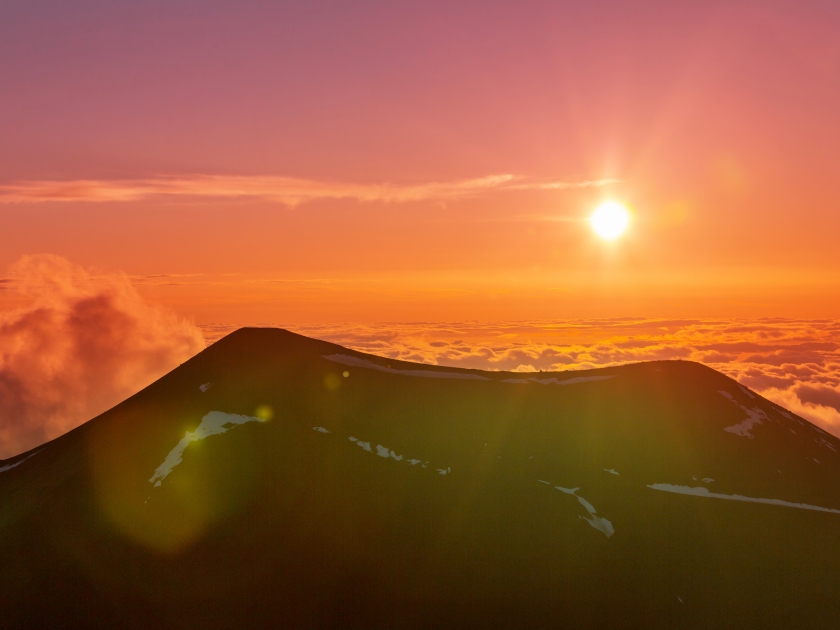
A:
[[759, 388, 840, 434], [0, 255, 205, 459], [0, 174, 621, 205], [792, 383, 840, 410]]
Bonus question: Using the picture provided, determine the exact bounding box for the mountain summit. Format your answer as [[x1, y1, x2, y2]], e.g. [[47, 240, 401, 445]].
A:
[[1, 328, 838, 628]]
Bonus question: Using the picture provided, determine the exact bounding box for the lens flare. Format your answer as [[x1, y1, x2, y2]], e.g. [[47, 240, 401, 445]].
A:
[[590, 202, 631, 240], [254, 405, 274, 421]]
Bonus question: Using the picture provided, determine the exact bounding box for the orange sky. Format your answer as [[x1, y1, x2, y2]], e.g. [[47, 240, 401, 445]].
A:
[[1, 1, 840, 324]]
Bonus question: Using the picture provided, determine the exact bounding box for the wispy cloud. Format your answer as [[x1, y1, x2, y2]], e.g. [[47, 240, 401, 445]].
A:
[[0, 174, 620, 205]]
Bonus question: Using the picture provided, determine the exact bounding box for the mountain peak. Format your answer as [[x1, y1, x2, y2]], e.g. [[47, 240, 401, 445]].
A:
[[1, 328, 838, 628]]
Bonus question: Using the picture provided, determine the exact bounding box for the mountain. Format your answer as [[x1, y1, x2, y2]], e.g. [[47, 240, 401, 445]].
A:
[[1, 328, 838, 628]]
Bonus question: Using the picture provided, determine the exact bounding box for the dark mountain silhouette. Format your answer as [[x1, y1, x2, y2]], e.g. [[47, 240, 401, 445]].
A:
[[1, 328, 838, 628]]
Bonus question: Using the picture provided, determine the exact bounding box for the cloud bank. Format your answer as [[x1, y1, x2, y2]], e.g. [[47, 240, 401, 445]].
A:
[[0, 174, 620, 205], [0, 256, 204, 459], [200, 319, 840, 438], [4, 265, 836, 458]]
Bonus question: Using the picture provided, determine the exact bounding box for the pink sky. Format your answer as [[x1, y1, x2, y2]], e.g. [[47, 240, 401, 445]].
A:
[[2, 0, 839, 323]]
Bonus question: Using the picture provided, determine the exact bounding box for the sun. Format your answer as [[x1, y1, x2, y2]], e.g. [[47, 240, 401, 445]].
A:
[[589, 201, 630, 240]]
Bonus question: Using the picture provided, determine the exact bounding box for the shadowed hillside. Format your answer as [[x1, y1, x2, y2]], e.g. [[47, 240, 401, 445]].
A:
[[1, 328, 838, 628]]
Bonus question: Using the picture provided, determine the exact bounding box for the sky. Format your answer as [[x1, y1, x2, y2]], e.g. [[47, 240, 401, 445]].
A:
[[1, 1, 839, 456]]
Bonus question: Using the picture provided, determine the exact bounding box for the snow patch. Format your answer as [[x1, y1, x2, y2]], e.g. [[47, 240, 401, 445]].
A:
[[199, 382, 212, 392], [149, 411, 265, 487], [551, 485, 614, 538], [376, 444, 403, 461], [538, 375, 615, 385], [719, 390, 768, 438], [503, 375, 615, 386], [350, 435, 443, 475], [816, 437, 837, 452], [703, 478, 714, 483], [323, 354, 488, 380], [313, 427, 330, 433], [0, 449, 41, 473], [723, 407, 767, 438], [647, 484, 840, 515], [604, 468, 619, 475]]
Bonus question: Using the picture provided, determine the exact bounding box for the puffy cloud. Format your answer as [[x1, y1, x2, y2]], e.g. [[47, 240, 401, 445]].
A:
[[792, 383, 840, 410], [0, 255, 204, 459], [760, 388, 840, 434]]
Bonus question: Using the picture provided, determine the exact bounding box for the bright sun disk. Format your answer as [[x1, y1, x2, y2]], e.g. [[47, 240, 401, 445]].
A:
[[590, 202, 630, 240]]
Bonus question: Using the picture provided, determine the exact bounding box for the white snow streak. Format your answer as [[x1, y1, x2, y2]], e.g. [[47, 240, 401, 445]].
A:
[[0, 449, 41, 473], [350, 436, 441, 475], [552, 485, 614, 538], [648, 484, 840, 515], [149, 411, 265, 487], [502, 375, 615, 385], [817, 437, 837, 452]]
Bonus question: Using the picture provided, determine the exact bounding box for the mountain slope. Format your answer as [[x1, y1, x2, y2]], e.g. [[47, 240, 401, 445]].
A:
[[1, 328, 839, 628]]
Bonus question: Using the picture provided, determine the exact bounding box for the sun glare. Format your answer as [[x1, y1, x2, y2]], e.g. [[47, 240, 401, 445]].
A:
[[590, 202, 630, 240]]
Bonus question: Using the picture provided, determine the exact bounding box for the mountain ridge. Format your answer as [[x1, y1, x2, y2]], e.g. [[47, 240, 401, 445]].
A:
[[1, 327, 838, 628]]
